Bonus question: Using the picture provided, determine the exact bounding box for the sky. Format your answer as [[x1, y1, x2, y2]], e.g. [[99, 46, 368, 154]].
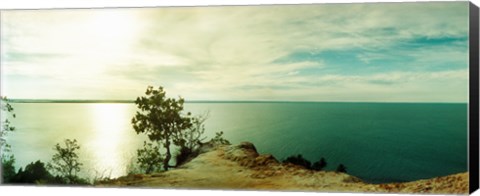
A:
[[0, 2, 470, 102]]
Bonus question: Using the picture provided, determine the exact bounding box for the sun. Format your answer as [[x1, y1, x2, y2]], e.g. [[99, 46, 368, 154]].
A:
[[90, 10, 137, 42], [82, 9, 141, 62]]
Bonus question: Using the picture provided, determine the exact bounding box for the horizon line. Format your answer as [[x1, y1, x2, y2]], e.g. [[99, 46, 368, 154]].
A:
[[4, 98, 468, 104]]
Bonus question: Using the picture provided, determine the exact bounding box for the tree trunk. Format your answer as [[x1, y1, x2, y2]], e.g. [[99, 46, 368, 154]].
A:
[[164, 139, 171, 171]]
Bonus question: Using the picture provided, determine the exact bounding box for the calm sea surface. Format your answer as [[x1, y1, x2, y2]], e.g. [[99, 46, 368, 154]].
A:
[[6, 102, 467, 183]]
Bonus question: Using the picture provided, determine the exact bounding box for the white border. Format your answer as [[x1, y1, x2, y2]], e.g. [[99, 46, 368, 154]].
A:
[[0, 0, 477, 9]]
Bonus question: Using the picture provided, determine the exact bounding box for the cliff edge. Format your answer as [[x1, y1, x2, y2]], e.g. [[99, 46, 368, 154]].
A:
[[97, 142, 468, 194]]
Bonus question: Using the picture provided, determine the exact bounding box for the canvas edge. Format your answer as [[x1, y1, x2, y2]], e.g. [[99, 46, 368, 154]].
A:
[[469, 1, 480, 194]]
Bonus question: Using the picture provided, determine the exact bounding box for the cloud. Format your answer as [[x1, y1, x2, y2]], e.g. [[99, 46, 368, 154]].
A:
[[0, 2, 470, 102]]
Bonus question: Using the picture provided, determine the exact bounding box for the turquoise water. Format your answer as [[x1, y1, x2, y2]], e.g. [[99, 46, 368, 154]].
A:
[[6, 102, 468, 183]]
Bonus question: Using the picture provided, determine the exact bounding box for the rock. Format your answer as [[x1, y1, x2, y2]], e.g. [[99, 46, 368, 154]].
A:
[[254, 154, 279, 166], [342, 175, 363, 183], [238, 142, 258, 153], [225, 142, 259, 162]]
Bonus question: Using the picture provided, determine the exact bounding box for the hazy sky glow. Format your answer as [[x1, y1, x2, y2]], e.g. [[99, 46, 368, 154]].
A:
[[0, 2, 469, 102]]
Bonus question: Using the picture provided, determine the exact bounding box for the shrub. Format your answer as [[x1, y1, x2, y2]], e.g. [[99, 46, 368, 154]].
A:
[[1, 154, 16, 183], [282, 154, 311, 169], [11, 160, 53, 184], [136, 141, 163, 174], [47, 139, 83, 184], [336, 164, 347, 173], [210, 131, 231, 145], [312, 157, 327, 171], [175, 113, 208, 152]]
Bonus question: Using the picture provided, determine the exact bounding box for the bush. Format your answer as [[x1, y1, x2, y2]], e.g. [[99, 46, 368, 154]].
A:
[[312, 157, 327, 171], [174, 113, 208, 153], [11, 160, 53, 184], [1, 154, 16, 183], [282, 154, 312, 169], [136, 141, 163, 174], [336, 164, 347, 173], [210, 131, 231, 145]]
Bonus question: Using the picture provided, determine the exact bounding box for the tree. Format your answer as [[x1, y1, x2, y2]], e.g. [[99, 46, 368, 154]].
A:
[[132, 86, 193, 171], [136, 141, 163, 174], [12, 160, 53, 184], [336, 164, 347, 173], [1, 96, 16, 159], [47, 139, 83, 184], [312, 157, 327, 171], [1, 154, 16, 183], [1, 96, 16, 184]]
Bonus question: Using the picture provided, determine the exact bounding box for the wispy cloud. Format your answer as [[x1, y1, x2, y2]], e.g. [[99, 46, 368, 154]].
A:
[[0, 2, 469, 102]]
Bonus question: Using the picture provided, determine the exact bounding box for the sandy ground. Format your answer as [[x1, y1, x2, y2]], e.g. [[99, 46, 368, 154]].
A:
[[97, 142, 469, 194]]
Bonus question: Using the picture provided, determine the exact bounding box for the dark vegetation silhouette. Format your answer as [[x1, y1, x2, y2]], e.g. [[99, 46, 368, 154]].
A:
[[210, 131, 231, 145], [11, 160, 53, 184], [174, 113, 208, 167], [1, 155, 15, 183], [2, 139, 88, 185], [10, 160, 65, 184], [282, 154, 346, 173], [336, 164, 347, 173], [174, 131, 230, 167], [175, 146, 197, 167], [1, 97, 17, 183], [47, 139, 88, 184], [283, 154, 312, 169], [312, 157, 327, 171]]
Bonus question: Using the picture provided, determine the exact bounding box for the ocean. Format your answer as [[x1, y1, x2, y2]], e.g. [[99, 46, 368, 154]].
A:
[[5, 102, 468, 183]]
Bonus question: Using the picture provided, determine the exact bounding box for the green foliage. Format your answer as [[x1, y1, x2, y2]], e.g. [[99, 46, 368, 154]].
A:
[[132, 86, 193, 171], [136, 141, 163, 174], [175, 113, 208, 152], [210, 131, 231, 145], [7, 159, 87, 185], [1, 154, 16, 183], [125, 156, 141, 175], [173, 113, 209, 167], [282, 154, 312, 169], [47, 139, 83, 184], [12, 160, 53, 184], [1, 96, 16, 159], [336, 164, 347, 173], [312, 157, 327, 171], [1, 97, 17, 184]]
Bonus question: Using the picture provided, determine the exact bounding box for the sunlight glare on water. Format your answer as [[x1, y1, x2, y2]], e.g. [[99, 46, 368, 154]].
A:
[[88, 104, 132, 178]]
